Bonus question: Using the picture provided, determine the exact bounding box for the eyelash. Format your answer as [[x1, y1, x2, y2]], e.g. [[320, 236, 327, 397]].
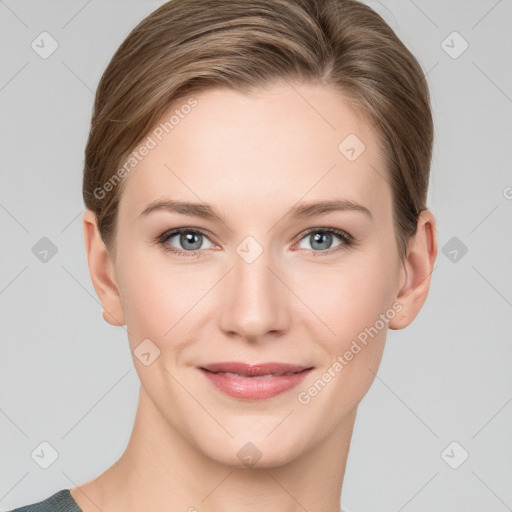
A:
[[156, 226, 357, 258]]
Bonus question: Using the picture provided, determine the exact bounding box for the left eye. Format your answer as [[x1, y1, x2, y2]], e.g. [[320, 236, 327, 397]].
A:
[[296, 228, 352, 252]]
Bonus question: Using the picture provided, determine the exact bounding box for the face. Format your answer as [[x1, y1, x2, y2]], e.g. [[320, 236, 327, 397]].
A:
[[108, 82, 405, 467]]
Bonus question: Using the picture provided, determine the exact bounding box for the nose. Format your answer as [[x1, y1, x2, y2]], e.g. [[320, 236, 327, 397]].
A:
[[218, 248, 291, 342]]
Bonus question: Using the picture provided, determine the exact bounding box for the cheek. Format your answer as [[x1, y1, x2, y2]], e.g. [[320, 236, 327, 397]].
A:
[[115, 247, 213, 361], [303, 256, 396, 342], [304, 250, 398, 387]]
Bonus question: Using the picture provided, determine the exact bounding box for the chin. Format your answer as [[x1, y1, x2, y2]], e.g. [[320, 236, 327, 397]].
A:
[[197, 430, 308, 470]]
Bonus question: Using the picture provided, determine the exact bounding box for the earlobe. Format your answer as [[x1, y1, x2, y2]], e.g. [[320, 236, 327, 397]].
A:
[[388, 210, 438, 331], [82, 209, 126, 327]]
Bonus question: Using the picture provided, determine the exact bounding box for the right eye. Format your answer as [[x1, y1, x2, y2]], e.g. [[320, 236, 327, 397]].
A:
[[158, 228, 215, 257]]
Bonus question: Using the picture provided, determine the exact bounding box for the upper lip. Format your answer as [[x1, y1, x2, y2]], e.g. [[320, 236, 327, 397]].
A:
[[199, 361, 313, 377]]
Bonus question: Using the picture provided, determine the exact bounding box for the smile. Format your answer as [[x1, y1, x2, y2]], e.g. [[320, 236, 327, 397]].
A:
[[198, 362, 314, 400]]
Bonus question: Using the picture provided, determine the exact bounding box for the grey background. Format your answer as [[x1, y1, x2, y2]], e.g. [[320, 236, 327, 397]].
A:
[[1, 1, 511, 511]]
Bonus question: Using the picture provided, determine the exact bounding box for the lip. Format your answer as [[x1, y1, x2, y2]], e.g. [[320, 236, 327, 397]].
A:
[[198, 361, 314, 400]]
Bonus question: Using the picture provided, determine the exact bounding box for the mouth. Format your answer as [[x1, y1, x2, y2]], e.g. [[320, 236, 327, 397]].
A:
[[198, 362, 314, 400]]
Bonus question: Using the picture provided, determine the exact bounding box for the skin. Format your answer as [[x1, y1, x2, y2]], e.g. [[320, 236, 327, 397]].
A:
[[72, 81, 437, 512]]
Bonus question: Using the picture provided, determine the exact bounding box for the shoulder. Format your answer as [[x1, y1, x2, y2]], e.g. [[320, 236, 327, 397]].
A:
[[5, 489, 82, 512]]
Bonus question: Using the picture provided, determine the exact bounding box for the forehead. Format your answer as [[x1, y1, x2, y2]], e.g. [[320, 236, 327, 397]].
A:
[[118, 82, 391, 224]]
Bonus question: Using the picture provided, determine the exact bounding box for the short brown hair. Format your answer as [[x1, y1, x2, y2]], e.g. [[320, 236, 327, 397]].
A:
[[82, 0, 433, 261]]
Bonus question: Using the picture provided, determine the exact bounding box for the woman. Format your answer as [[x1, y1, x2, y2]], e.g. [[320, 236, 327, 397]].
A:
[[10, 0, 437, 510]]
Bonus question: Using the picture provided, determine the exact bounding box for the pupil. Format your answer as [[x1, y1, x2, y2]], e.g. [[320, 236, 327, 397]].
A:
[[312, 232, 331, 250], [181, 232, 201, 250]]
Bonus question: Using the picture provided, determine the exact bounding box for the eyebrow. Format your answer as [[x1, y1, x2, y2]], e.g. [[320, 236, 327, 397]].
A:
[[138, 198, 373, 222]]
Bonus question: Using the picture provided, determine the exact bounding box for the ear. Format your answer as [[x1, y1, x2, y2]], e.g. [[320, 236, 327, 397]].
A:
[[82, 209, 125, 327], [388, 209, 438, 330]]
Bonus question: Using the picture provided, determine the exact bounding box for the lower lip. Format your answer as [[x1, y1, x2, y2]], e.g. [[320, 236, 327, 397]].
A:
[[199, 368, 313, 400]]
